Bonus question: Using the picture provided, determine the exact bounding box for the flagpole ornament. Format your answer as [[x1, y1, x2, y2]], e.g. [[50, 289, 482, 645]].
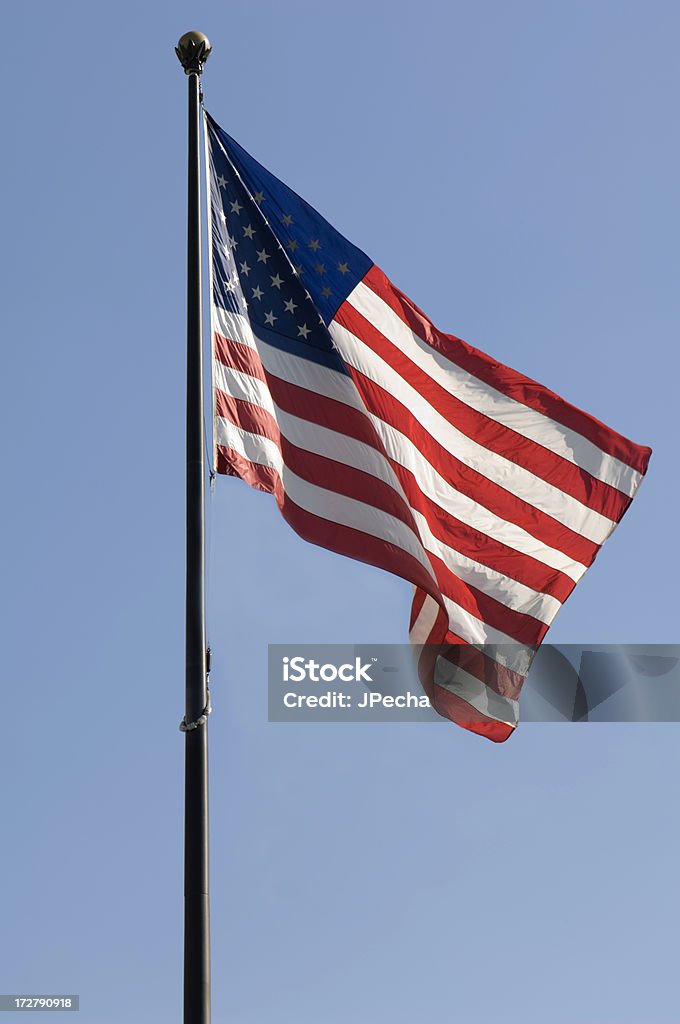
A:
[[175, 31, 212, 75]]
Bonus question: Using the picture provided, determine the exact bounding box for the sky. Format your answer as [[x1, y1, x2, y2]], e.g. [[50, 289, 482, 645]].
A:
[[1, 1, 679, 1021]]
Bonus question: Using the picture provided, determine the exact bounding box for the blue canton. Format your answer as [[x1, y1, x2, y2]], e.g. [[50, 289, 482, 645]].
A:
[[206, 113, 372, 370]]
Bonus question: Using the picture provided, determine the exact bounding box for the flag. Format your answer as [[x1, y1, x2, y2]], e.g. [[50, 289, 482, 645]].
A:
[[204, 111, 651, 742]]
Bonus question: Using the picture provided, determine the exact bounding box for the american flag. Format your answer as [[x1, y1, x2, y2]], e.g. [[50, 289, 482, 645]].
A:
[[204, 111, 651, 742]]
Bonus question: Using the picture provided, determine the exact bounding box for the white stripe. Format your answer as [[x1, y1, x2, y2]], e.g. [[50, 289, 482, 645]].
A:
[[347, 280, 642, 498], [215, 418, 283, 474], [213, 305, 259, 353], [215, 363, 276, 417], [329, 319, 616, 545]]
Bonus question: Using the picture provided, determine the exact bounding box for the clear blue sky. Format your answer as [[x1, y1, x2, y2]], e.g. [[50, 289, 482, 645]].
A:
[[2, 2, 678, 1021]]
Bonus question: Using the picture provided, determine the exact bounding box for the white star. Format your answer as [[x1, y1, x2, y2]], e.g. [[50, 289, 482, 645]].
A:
[[322, 286, 332, 298], [251, 286, 263, 300], [284, 298, 298, 314], [224, 278, 235, 292], [337, 262, 349, 274], [264, 310, 278, 326], [287, 239, 298, 252], [308, 239, 321, 252], [239, 261, 251, 276], [253, 191, 265, 204], [217, 174, 228, 189], [281, 214, 294, 226], [314, 263, 326, 275], [230, 199, 243, 215], [297, 324, 311, 339], [256, 248, 270, 264], [243, 225, 255, 239], [270, 273, 284, 289]]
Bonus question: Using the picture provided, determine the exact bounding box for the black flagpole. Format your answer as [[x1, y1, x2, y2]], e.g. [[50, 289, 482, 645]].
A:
[[175, 30, 212, 1024]]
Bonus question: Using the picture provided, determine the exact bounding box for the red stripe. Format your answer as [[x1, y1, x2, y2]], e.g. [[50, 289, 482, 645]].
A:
[[362, 264, 652, 476], [427, 681, 515, 742], [265, 370, 385, 450], [216, 446, 278, 496], [409, 587, 427, 632], [215, 389, 280, 446], [334, 299, 633, 521], [214, 332, 267, 383]]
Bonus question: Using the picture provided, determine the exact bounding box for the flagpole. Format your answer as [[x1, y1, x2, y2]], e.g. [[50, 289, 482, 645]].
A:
[[175, 30, 212, 1024]]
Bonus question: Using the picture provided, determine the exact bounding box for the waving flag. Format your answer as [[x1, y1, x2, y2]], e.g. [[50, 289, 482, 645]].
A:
[[204, 111, 651, 742]]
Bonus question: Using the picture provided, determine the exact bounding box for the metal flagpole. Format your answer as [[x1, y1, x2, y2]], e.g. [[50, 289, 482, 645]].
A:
[[175, 30, 212, 1024]]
